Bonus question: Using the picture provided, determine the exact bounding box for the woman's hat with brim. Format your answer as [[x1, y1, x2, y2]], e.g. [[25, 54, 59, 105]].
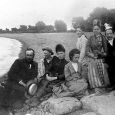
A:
[[42, 47, 54, 55]]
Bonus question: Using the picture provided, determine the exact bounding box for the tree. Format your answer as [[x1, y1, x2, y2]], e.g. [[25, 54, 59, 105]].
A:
[[11, 28, 19, 33], [41, 25, 55, 33], [54, 20, 67, 32], [19, 25, 27, 33], [28, 25, 37, 33], [35, 21, 46, 33], [72, 17, 85, 30], [5, 28, 10, 33], [88, 7, 109, 31]]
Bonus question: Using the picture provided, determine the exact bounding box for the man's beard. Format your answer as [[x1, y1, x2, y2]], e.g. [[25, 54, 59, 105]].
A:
[[108, 37, 113, 41], [26, 58, 33, 63]]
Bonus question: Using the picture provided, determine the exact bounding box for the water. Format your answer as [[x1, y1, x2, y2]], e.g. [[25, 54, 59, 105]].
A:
[[0, 37, 22, 77]]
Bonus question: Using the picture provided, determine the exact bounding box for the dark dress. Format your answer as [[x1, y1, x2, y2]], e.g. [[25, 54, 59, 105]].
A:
[[49, 56, 68, 84], [105, 38, 115, 87], [1, 58, 38, 107]]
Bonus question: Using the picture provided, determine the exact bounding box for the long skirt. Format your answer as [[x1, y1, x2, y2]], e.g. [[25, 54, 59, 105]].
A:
[[88, 59, 110, 89], [53, 79, 88, 99]]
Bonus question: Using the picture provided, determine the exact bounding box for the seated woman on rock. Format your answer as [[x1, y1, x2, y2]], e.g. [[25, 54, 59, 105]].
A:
[[53, 48, 88, 99]]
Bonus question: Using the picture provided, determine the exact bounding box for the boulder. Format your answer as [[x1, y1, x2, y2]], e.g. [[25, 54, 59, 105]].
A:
[[40, 97, 82, 115], [81, 93, 115, 115], [82, 112, 97, 115]]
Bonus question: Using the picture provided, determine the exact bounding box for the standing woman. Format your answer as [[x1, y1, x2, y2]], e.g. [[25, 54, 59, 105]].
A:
[[76, 26, 88, 63], [76, 26, 88, 81], [87, 20, 109, 94]]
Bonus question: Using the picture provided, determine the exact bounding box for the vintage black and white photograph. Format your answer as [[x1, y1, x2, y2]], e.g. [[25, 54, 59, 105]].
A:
[[0, 0, 115, 115]]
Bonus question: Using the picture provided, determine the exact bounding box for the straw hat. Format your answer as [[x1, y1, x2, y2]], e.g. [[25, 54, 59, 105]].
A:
[[26, 80, 38, 97]]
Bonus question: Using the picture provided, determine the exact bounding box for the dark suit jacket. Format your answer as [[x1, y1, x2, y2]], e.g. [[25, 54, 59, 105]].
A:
[[105, 38, 115, 66], [8, 58, 38, 83]]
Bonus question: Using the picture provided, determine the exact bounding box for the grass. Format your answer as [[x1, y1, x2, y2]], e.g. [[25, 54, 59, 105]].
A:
[[0, 32, 92, 62]]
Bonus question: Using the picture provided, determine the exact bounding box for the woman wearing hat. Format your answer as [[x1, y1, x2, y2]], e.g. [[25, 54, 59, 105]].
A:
[[86, 19, 109, 94]]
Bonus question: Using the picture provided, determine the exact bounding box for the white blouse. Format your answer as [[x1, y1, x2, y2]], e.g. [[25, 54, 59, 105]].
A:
[[71, 62, 78, 72], [76, 34, 88, 62]]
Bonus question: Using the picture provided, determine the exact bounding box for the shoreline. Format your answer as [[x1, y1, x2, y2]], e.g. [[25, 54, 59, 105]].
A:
[[0, 37, 27, 80]]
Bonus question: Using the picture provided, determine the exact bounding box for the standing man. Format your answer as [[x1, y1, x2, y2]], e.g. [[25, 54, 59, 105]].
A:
[[105, 23, 115, 89], [1, 48, 38, 108]]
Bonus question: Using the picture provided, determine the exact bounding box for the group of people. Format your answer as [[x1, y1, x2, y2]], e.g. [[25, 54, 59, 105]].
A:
[[0, 19, 115, 109]]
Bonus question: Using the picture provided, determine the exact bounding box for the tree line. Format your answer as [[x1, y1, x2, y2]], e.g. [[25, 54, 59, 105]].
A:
[[0, 7, 115, 33], [72, 7, 115, 32], [0, 20, 67, 33]]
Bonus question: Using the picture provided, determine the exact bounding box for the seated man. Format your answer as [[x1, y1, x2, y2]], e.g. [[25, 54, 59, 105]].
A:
[[38, 47, 54, 77], [1, 48, 38, 108]]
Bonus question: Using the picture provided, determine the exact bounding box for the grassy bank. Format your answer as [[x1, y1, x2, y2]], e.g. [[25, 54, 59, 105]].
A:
[[0, 32, 92, 62]]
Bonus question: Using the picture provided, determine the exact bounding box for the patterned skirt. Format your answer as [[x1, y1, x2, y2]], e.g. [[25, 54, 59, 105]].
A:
[[88, 58, 109, 89]]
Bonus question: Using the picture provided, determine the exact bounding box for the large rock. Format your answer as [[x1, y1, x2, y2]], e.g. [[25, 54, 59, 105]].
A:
[[82, 112, 97, 115], [81, 93, 115, 115], [40, 97, 82, 115]]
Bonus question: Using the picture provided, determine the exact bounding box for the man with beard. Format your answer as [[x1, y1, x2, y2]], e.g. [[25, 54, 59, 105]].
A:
[[1, 48, 38, 108], [105, 23, 115, 89]]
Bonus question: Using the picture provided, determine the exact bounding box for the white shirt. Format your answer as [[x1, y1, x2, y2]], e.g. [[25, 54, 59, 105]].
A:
[[71, 62, 78, 72], [108, 39, 113, 46]]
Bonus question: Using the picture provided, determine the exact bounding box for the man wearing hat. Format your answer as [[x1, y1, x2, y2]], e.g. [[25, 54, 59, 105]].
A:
[[105, 23, 115, 89], [36, 47, 55, 99], [38, 47, 54, 77], [1, 48, 38, 108]]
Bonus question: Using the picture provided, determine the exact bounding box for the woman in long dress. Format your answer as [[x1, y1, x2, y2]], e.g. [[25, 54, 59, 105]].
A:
[[76, 27, 88, 81], [87, 24, 109, 94]]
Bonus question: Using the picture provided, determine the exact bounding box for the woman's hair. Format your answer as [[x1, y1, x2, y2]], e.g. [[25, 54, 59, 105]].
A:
[[93, 19, 101, 28], [55, 44, 65, 53], [69, 48, 80, 61]]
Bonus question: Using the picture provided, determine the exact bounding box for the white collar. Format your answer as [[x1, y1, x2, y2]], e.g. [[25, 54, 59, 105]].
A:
[[108, 39, 113, 46], [71, 62, 78, 72]]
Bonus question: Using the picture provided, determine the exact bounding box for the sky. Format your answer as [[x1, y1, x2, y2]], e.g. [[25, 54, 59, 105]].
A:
[[0, 0, 115, 29]]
